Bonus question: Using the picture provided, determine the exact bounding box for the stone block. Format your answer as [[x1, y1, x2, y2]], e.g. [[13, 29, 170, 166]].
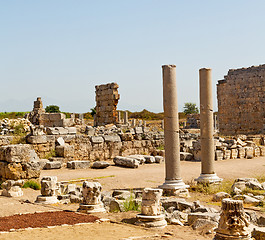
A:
[[67, 127, 77, 135], [91, 161, 110, 169], [143, 155, 155, 164], [215, 150, 223, 161], [43, 161, 62, 170], [103, 135, 121, 142], [91, 136, 104, 144], [27, 135, 47, 144], [180, 152, 193, 161], [68, 161, 90, 169], [113, 156, 139, 168], [245, 147, 254, 159]]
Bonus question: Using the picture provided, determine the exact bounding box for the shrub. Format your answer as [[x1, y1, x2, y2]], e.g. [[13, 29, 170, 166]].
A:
[[22, 180, 41, 190], [45, 105, 60, 113]]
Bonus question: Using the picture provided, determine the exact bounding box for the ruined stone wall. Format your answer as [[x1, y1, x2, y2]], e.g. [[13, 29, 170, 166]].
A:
[[27, 134, 164, 161], [217, 65, 265, 135], [95, 83, 120, 126]]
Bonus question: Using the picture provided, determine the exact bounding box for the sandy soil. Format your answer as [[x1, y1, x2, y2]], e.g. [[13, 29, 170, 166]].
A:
[[0, 156, 265, 240]]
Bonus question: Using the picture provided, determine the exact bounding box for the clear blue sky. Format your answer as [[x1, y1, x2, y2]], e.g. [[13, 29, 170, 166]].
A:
[[1, 1, 265, 113]]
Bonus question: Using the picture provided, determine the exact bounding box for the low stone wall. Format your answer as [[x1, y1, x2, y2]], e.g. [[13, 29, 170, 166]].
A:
[[26, 134, 164, 161]]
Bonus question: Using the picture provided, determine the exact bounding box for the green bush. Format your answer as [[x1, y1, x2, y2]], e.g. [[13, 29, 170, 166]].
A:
[[45, 105, 60, 113], [22, 180, 41, 190]]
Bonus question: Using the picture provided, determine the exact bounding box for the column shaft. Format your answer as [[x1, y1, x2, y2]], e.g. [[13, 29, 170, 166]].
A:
[[163, 65, 181, 180], [200, 68, 215, 174]]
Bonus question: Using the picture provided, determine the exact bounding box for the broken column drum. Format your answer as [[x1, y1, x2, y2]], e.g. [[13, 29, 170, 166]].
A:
[[35, 176, 59, 204], [214, 198, 251, 240], [159, 65, 188, 191], [77, 181, 105, 213], [136, 188, 167, 228], [196, 68, 222, 184]]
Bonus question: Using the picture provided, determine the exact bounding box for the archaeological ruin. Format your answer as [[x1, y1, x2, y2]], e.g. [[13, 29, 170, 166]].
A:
[[94, 82, 120, 126], [217, 64, 265, 135]]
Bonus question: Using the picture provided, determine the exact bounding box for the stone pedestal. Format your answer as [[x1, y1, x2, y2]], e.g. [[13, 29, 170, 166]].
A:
[[35, 176, 59, 204], [159, 65, 189, 191], [196, 68, 222, 184], [136, 188, 167, 228], [214, 199, 251, 240], [77, 181, 105, 213]]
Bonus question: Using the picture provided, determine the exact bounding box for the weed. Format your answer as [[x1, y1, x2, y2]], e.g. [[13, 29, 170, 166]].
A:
[[123, 194, 141, 212], [156, 144, 165, 150], [189, 180, 233, 195], [22, 180, 41, 190], [242, 187, 265, 196], [11, 136, 26, 144], [44, 149, 56, 159]]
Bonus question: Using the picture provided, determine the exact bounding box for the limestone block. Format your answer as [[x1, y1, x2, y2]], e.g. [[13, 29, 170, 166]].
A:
[[230, 149, 238, 159], [180, 152, 193, 161], [2, 186, 23, 197], [143, 155, 156, 164], [43, 161, 62, 170], [113, 156, 139, 168], [91, 161, 110, 169], [238, 147, 246, 158], [134, 127, 143, 134], [68, 161, 90, 169], [188, 212, 220, 226], [215, 150, 223, 161], [27, 135, 47, 144], [127, 155, 146, 164], [46, 127, 59, 135], [91, 136, 104, 144], [254, 147, 261, 157], [0, 144, 33, 163], [85, 126, 95, 136], [260, 146, 265, 156], [154, 156, 164, 163], [56, 137, 65, 146], [55, 145, 74, 158], [223, 149, 231, 159], [212, 192, 231, 202], [67, 127, 77, 135], [103, 135, 121, 143], [245, 147, 254, 159]]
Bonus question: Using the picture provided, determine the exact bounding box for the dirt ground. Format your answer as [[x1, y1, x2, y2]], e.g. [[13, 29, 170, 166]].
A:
[[0, 156, 265, 240]]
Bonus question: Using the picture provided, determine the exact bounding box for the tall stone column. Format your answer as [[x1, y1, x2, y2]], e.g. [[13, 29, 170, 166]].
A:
[[196, 68, 222, 183], [159, 65, 188, 191], [124, 111, 128, 124]]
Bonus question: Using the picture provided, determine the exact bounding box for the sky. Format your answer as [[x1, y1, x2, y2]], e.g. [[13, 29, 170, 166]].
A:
[[1, 0, 265, 113]]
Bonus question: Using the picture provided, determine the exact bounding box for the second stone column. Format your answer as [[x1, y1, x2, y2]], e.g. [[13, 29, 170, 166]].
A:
[[159, 65, 189, 193]]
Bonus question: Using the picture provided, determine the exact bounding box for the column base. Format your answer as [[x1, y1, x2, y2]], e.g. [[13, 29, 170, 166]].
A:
[[135, 214, 167, 228], [77, 203, 106, 213], [159, 179, 189, 190], [195, 173, 222, 184]]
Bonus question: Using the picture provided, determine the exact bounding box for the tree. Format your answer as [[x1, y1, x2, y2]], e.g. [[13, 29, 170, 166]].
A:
[[90, 107, 96, 116], [45, 105, 60, 113], [183, 102, 199, 115]]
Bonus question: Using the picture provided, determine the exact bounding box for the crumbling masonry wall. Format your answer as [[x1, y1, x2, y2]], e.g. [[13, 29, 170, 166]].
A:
[[95, 83, 120, 126], [217, 65, 265, 135]]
